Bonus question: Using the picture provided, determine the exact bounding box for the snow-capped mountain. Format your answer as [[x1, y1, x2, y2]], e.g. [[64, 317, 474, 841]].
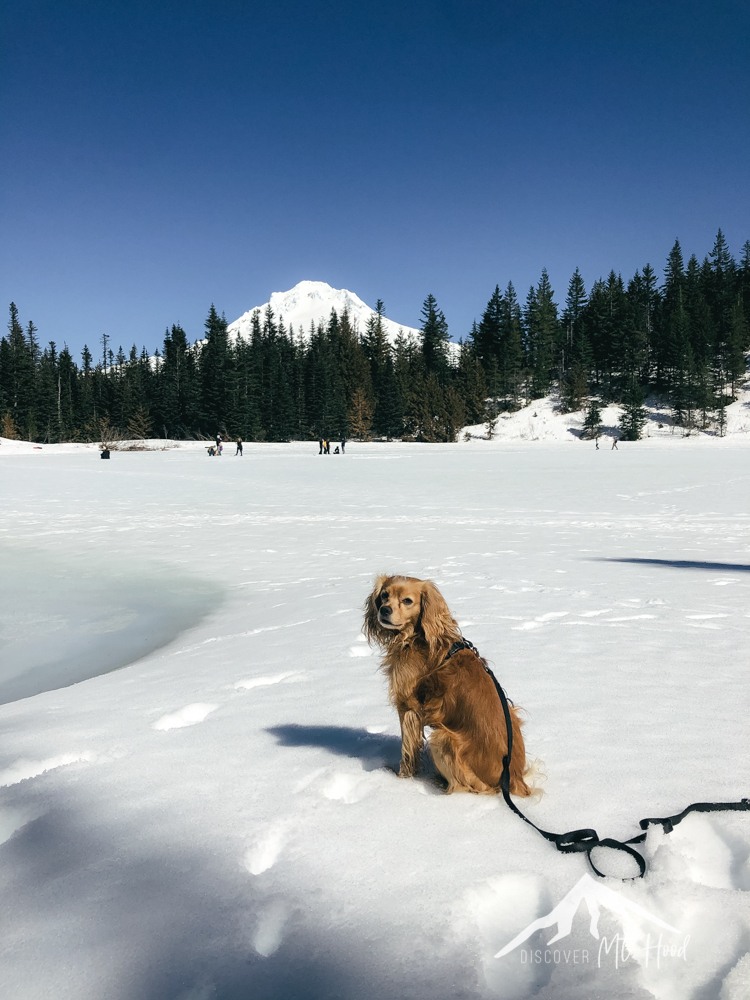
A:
[[227, 280, 421, 344]]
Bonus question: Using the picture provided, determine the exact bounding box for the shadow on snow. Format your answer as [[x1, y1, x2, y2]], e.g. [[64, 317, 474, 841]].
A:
[[594, 557, 750, 573], [266, 723, 401, 772]]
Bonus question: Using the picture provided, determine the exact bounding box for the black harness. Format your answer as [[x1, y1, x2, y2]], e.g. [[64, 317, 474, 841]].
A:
[[445, 638, 750, 880]]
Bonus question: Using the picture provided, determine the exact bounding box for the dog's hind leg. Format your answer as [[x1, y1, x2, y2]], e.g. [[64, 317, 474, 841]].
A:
[[428, 731, 456, 789], [429, 732, 494, 793]]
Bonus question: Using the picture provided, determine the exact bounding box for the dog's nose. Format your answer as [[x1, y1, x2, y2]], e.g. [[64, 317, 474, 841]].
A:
[[380, 605, 392, 617]]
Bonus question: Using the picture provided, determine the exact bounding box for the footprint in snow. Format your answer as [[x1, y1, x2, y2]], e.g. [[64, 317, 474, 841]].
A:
[[461, 873, 554, 998], [348, 633, 372, 657], [512, 612, 570, 630], [153, 703, 217, 731], [651, 813, 750, 890], [234, 672, 304, 690], [251, 898, 290, 957], [244, 823, 287, 876], [348, 644, 373, 657], [321, 771, 369, 804]]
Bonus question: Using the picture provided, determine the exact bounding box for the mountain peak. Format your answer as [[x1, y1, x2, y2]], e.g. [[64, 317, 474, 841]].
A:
[[227, 281, 420, 344]]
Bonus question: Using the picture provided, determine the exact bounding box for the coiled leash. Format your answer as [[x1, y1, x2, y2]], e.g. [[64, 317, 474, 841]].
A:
[[446, 639, 750, 880]]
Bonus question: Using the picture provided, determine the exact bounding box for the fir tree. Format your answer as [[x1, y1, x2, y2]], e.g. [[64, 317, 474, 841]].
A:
[[582, 399, 603, 440], [419, 294, 450, 382], [472, 286, 503, 372], [524, 270, 558, 398], [200, 305, 233, 435], [619, 375, 647, 441], [561, 267, 588, 376]]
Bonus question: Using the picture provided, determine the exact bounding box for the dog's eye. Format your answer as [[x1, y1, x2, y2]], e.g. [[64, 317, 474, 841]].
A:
[[380, 591, 388, 601], [402, 598, 413, 605]]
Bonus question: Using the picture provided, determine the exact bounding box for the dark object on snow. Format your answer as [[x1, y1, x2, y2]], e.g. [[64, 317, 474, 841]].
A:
[[100, 449, 110, 459], [479, 639, 750, 880]]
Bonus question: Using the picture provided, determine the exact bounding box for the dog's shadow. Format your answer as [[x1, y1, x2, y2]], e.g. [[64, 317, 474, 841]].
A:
[[266, 723, 444, 788]]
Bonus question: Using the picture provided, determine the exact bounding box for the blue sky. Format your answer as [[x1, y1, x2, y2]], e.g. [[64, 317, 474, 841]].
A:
[[2, 0, 749, 359]]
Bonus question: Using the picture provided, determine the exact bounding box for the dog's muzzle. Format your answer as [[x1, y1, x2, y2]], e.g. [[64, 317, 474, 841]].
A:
[[378, 607, 400, 630]]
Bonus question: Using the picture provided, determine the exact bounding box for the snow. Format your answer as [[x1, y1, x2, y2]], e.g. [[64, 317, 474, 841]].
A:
[[1, 432, 749, 1000], [227, 280, 422, 345]]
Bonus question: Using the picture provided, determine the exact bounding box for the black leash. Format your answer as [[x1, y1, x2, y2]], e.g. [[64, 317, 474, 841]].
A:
[[446, 639, 750, 880]]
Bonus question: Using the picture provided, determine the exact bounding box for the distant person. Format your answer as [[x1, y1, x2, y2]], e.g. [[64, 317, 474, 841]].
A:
[[318, 438, 323, 454], [611, 436, 619, 450], [341, 439, 346, 454], [334, 446, 340, 454], [236, 438, 243, 456], [324, 439, 330, 454], [595, 435, 599, 450], [216, 432, 222, 450]]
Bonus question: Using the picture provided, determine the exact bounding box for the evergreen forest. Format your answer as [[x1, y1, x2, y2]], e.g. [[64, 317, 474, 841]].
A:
[[2, 231, 749, 445]]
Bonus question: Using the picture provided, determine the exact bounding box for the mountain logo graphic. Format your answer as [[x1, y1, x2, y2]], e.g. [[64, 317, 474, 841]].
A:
[[495, 874, 680, 959]]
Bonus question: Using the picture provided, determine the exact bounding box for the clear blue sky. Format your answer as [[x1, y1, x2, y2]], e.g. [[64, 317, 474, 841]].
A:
[[2, 0, 749, 359]]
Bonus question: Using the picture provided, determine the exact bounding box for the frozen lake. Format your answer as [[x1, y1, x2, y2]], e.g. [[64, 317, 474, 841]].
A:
[[0, 439, 749, 1000]]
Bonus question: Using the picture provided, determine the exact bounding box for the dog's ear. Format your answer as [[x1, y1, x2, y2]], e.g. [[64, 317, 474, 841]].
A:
[[363, 574, 389, 645], [418, 580, 456, 651]]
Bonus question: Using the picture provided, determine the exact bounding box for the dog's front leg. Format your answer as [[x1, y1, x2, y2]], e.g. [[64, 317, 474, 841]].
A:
[[398, 708, 424, 777]]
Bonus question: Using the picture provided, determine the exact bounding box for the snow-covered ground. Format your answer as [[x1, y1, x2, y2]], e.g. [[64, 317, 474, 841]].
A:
[[1, 434, 749, 1000]]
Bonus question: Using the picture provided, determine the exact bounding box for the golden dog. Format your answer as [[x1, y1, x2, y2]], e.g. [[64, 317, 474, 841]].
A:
[[364, 574, 533, 796]]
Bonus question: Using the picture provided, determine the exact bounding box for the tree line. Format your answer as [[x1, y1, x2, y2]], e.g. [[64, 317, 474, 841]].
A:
[[1, 230, 748, 445]]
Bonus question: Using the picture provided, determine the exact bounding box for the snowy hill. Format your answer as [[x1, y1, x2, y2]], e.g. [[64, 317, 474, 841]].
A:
[[461, 378, 750, 444], [228, 280, 421, 344]]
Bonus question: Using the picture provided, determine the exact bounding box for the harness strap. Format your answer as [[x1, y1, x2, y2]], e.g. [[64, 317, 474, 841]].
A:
[[455, 638, 750, 880]]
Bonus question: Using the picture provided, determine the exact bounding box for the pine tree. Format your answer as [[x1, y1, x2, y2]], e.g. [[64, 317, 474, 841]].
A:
[[560, 269, 591, 411], [498, 282, 524, 404], [419, 294, 450, 382], [1, 410, 20, 439], [524, 270, 558, 398], [685, 255, 714, 365], [3, 303, 35, 438], [454, 341, 487, 426], [628, 265, 659, 383], [472, 286, 503, 373], [126, 405, 152, 442], [347, 388, 374, 440], [582, 399, 603, 440], [200, 304, 232, 435], [35, 341, 60, 441], [561, 268, 588, 376], [619, 375, 647, 441], [57, 346, 79, 440]]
